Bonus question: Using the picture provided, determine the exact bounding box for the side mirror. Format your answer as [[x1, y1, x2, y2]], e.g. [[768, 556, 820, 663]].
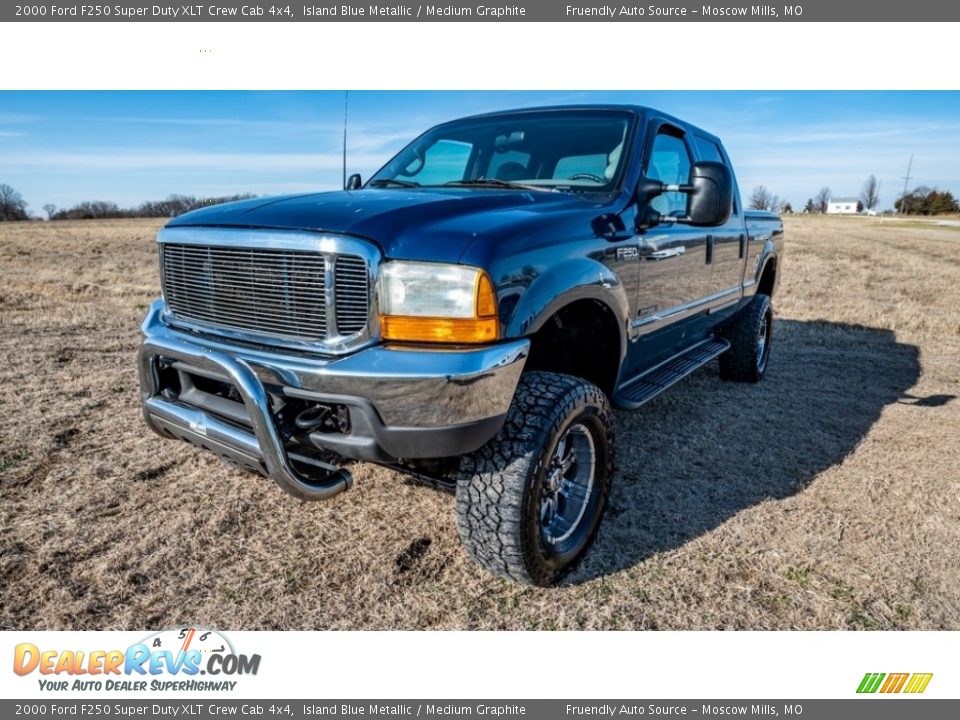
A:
[[345, 173, 362, 191], [685, 161, 733, 226], [634, 161, 733, 231]]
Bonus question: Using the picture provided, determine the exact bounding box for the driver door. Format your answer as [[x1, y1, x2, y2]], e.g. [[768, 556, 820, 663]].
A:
[[634, 123, 713, 334]]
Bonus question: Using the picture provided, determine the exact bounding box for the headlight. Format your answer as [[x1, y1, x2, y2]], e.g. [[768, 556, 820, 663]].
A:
[[378, 261, 499, 343]]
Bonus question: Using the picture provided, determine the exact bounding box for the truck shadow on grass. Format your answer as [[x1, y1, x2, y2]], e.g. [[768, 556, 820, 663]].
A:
[[570, 318, 931, 584]]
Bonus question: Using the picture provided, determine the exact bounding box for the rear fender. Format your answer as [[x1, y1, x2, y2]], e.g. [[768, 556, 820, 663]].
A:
[[752, 243, 779, 296]]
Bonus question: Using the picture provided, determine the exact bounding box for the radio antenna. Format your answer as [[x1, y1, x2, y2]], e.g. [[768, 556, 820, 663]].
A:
[[342, 90, 349, 189]]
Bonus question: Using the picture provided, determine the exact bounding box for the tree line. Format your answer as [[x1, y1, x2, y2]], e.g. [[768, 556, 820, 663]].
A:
[[4, 177, 959, 222], [894, 186, 959, 215], [0, 183, 256, 222], [749, 173, 958, 215]]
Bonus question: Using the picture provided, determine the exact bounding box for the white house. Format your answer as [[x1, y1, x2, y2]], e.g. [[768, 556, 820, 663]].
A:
[[827, 197, 860, 214]]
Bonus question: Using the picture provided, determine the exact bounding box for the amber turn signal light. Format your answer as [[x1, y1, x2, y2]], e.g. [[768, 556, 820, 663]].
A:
[[381, 270, 499, 344]]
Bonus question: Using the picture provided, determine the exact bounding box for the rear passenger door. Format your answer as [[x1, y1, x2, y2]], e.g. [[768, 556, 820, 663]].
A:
[[634, 123, 713, 332], [693, 135, 746, 307]]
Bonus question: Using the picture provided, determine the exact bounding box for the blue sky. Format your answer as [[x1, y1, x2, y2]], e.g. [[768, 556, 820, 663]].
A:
[[1, 90, 958, 212]]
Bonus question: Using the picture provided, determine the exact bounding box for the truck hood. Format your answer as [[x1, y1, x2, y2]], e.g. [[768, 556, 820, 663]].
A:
[[167, 188, 603, 264]]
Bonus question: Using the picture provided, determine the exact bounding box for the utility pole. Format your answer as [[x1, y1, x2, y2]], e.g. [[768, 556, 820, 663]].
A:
[[899, 155, 913, 215], [342, 90, 349, 190]]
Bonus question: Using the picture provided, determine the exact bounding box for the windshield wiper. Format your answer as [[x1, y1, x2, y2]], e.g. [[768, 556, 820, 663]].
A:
[[368, 178, 420, 188], [443, 178, 546, 191]]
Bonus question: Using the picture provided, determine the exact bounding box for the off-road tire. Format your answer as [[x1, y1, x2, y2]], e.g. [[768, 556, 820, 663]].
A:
[[719, 293, 773, 383], [455, 371, 614, 586]]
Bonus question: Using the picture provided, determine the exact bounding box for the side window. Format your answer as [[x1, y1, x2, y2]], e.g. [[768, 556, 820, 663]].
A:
[[647, 130, 692, 216], [402, 139, 472, 185], [694, 136, 738, 215], [694, 136, 724, 163]]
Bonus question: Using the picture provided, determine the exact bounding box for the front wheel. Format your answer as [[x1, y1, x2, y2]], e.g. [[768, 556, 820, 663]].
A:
[[455, 371, 614, 586]]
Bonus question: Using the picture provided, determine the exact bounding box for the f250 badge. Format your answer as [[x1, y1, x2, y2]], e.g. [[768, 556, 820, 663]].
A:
[[616, 246, 640, 260]]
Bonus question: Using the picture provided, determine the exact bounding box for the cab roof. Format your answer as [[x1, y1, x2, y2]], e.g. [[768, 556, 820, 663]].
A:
[[448, 104, 724, 147]]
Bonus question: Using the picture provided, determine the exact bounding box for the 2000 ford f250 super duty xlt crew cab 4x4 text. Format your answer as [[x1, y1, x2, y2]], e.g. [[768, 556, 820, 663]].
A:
[[138, 105, 783, 585]]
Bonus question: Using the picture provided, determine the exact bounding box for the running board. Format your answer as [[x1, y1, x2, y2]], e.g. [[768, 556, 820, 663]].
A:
[[612, 337, 730, 410]]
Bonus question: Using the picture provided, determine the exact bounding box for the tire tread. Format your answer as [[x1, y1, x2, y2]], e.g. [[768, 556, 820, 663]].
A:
[[455, 371, 613, 586], [719, 293, 772, 383]]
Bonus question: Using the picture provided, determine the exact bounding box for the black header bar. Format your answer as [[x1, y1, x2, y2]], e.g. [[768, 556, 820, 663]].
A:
[[1, 700, 959, 720], [5, 1, 960, 22]]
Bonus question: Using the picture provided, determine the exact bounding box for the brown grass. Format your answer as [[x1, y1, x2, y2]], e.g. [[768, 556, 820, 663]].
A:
[[1, 215, 958, 630]]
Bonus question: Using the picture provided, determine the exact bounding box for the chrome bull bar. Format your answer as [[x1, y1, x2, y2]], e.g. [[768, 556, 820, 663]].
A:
[[138, 333, 353, 501]]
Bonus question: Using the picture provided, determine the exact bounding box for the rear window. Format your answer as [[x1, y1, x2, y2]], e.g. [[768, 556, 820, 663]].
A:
[[553, 154, 607, 179], [487, 150, 531, 180]]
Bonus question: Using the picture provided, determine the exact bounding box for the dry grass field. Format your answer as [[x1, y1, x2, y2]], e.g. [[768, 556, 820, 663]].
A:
[[1, 215, 958, 630]]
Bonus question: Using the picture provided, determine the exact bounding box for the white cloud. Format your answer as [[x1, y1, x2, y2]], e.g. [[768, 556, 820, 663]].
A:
[[0, 112, 40, 124], [0, 149, 391, 173], [87, 115, 424, 153]]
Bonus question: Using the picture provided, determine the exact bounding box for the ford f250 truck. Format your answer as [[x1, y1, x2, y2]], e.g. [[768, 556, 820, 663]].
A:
[[138, 105, 783, 585]]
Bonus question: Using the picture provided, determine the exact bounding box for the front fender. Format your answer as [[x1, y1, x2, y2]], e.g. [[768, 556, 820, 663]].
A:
[[502, 257, 629, 346]]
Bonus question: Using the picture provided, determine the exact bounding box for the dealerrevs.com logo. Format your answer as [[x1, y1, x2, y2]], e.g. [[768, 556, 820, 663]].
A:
[[857, 673, 933, 694], [13, 627, 261, 692]]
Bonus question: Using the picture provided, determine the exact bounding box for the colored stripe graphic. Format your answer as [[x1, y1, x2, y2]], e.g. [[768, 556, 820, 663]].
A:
[[857, 672, 932, 694], [857, 673, 885, 693], [904, 673, 933, 694], [881, 673, 909, 693]]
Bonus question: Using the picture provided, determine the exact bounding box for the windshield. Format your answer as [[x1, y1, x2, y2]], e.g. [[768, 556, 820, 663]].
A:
[[368, 109, 634, 192]]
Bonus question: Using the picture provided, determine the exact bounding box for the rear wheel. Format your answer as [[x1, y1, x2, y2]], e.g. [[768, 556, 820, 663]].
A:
[[455, 371, 614, 586], [719, 293, 773, 383]]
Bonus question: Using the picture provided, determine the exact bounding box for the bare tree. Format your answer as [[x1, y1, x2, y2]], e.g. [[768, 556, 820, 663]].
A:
[[42, 203, 57, 220], [860, 175, 880, 211], [749, 185, 774, 211], [815, 186, 831, 213], [0, 183, 30, 221]]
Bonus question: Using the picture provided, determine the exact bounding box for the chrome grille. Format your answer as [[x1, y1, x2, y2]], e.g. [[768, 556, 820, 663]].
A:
[[334, 255, 369, 334], [160, 243, 369, 344]]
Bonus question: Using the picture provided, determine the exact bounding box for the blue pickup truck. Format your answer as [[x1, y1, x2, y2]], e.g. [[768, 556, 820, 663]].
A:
[[138, 105, 783, 585]]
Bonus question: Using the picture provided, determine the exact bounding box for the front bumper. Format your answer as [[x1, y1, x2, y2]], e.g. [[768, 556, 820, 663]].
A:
[[138, 301, 528, 493]]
